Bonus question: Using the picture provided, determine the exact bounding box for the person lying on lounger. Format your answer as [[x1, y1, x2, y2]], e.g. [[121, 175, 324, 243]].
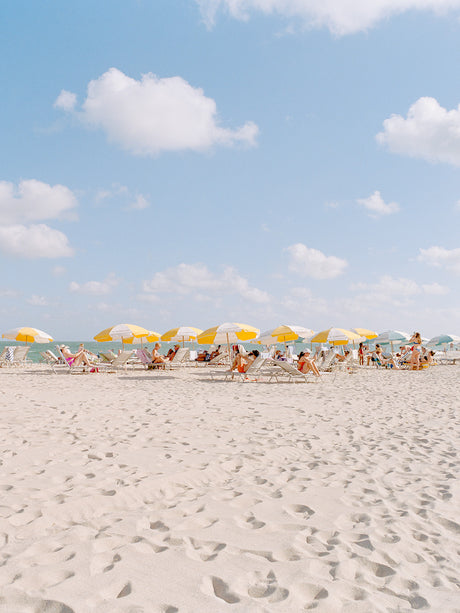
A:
[[151, 343, 170, 365]]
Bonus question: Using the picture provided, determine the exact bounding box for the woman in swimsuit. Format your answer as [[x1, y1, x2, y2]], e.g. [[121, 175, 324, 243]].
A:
[[60, 345, 94, 368], [408, 332, 422, 370], [298, 350, 321, 377]]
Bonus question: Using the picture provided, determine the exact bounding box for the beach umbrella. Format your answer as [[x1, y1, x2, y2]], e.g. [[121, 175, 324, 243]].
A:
[[94, 323, 153, 345], [372, 330, 410, 352], [161, 326, 203, 346], [351, 328, 377, 339], [121, 331, 161, 345], [197, 322, 259, 355], [253, 325, 314, 346], [2, 326, 53, 345], [426, 334, 460, 348], [309, 327, 363, 346]]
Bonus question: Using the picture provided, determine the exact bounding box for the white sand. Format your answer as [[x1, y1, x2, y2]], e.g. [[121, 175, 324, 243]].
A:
[[0, 365, 458, 612]]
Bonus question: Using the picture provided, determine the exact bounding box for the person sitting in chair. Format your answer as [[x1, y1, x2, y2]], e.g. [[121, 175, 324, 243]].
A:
[[298, 350, 321, 377], [231, 350, 259, 373], [60, 345, 95, 368]]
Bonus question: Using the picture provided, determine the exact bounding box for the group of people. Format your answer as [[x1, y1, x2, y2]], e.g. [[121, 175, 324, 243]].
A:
[[357, 332, 435, 370]]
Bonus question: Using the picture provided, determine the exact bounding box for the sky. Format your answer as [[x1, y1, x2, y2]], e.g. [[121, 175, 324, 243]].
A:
[[1, 0, 459, 340]]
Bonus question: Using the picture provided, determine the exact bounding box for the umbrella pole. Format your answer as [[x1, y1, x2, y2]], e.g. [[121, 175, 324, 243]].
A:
[[226, 333, 231, 359]]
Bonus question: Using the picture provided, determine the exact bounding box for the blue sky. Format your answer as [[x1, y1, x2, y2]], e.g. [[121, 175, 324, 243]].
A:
[[1, 0, 459, 340]]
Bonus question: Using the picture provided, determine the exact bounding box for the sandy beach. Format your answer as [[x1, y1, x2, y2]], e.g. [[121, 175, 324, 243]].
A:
[[0, 365, 458, 612]]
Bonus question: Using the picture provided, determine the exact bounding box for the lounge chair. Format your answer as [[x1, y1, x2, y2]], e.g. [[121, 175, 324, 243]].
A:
[[10, 346, 31, 366], [210, 355, 271, 381], [268, 360, 320, 383], [40, 350, 64, 373], [101, 350, 134, 372], [0, 346, 16, 367], [318, 349, 336, 372]]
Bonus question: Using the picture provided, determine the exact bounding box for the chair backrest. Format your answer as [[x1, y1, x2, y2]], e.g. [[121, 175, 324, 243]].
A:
[[277, 361, 305, 377], [136, 348, 152, 365], [111, 350, 134, 366], [320, 349, 336, 370], [13, 346, 30, 363], [5, 346, 16, 362], [171, 347, 189, 363], [245, 355, 266, 374]]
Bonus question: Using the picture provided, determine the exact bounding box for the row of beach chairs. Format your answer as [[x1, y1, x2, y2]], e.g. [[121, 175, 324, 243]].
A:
[[0, 345, 31, 367]]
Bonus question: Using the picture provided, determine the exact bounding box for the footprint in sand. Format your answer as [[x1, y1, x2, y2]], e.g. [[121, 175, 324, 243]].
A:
[[246, 570, 289, 603], [184, 537, 226, 562], [202, 575, 240, 604], [0, 589, 75, 612], [284, 504, 315, 520], [234, 512, 265, 529]]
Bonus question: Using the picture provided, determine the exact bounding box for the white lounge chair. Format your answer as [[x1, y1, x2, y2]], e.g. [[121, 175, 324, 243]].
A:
[[211, 355, 271, 381], [268, 361, 320, 383], [10, 346, 31, 366]]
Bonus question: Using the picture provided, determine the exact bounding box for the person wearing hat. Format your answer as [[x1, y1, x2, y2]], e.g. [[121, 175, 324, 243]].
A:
[[60, 344, 94, 368]]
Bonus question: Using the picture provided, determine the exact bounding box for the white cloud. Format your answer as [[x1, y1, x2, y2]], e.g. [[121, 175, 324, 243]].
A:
[[0, 224, 74, 258], [418, 246, 460, 274], [285, 243, 347, 279], [357, 190, 399, 217], [27, 295, 48, 306], [197, 0, 460, 36], [54, 89, 77, 111], [350, 275, 449, 305], [69, 273, 119, 295], [377, 97, 460, 166], [142, 263, 269, 303], [127, 194, 150, 210], [0, 179, 78, 224], [421, 282, 449, 295], [56, 68, 258, 155], [0, 288, 18, 298]]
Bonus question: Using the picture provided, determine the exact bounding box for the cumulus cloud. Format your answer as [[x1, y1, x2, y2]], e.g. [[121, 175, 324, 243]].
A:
[[285, 243, 347, 279], [377, 97, 460, 166], [142, 263, 269, 303], [351, 275, 449, 305], [357, 190, 399, 217], [127, 194, 150, 210], [0, 224, 74, 258], [55, 68, 258, 155], [418, 246, 460, 274], [197, 0, 460, 36], [0, 179, 78, 225], [54, 89, 77, 111], [69, 273, 119, 295]]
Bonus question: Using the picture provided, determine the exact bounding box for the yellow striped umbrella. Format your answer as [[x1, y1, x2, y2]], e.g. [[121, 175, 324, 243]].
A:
[[252, 325, 314, 345], [2, 326, 53, 345], [122, 331, 161, 345], [94, 323, 153, 344], [161, 326, 203, 346], [351, 328, 377, 339], [309, 327, 363, 346], [197, 322, 259, 355]]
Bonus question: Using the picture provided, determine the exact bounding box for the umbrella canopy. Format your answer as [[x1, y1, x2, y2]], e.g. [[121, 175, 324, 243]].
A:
[[197, 323, 259, 353], [373, 330, 410, 344], [351, 328, 377, 339], [309, 327, 363, 346], [426, 334, 460, 347], [161, 326, 203, 343], [122, 331, 161, 344], [2, 327, 53, 344], [253, 325, 314, 345], [94, 323, 153, 343]]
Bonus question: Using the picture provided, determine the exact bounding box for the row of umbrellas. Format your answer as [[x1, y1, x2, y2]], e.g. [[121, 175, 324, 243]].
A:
[[3, 324, 459, 350]]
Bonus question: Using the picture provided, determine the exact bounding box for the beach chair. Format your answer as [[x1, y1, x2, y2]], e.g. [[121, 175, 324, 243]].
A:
[[205, 348, 230, 367], [39, 350, 63, 372], [101, 350, 134, 372], [268, 361, 319, 383], [318, 349, 336, 372], [10, 346, 31, 366], [168, 348, 190, 368], [210, 356, 270, 382], [0, 346, 16, 367], [99, 350, 117, 363]]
